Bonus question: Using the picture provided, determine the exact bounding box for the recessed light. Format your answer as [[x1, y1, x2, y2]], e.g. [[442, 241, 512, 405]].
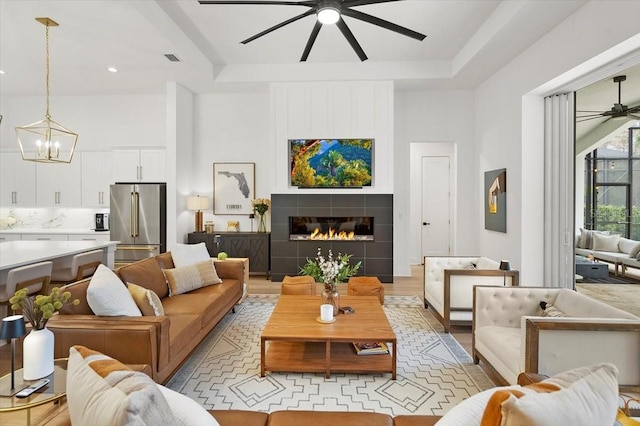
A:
[[0, 70, 5, 74], [107, 67, 118, 73]]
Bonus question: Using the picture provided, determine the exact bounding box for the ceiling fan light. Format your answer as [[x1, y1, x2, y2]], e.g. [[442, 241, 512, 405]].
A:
[[318, 7, 340, 25]]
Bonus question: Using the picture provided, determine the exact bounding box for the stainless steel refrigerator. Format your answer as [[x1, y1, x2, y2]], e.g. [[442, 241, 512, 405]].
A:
[[110, 183, 166, 266]]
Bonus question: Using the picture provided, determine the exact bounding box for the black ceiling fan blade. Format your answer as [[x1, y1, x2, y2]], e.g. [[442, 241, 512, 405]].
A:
[[629, 114, 640, 120], [577, 113, 606, 118], [576, 115, 608, 123], [301, 21, 322, 61], [336, 17, 368, 61], [199, 1, 314, 5], [241, 9, 316, 44], [341, 7, 426, 40], [343, 0, 402, 6]]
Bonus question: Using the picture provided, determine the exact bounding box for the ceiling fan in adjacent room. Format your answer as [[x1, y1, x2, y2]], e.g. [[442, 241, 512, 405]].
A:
[[576, 75, 640, 123], [198, 0, 426, 61]]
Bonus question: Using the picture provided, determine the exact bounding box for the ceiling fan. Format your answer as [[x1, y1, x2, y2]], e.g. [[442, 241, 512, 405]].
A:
[[576, 75, 640, 123], [198, 0, 426, 62]]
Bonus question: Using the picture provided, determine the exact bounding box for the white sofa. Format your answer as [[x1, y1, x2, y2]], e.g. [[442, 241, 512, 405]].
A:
[[576, 230, 640, 276], [423, 256, 519, 332], [473, 286, 640, 388]]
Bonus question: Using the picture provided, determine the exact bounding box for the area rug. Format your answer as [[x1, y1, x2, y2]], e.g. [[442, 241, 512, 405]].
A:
[[576, 283, 640, 317], [166, 295, 494, 416]]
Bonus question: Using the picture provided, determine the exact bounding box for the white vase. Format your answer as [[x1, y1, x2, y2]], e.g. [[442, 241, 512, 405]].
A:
[[23, 328, 55, 380]]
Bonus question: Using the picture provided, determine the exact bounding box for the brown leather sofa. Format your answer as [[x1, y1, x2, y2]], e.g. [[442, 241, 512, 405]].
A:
[[43, 408, 440, 426], [46, 252, 244, 384]]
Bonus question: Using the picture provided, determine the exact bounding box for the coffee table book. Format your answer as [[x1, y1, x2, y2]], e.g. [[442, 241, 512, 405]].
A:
[[353, 342, 389, 355]]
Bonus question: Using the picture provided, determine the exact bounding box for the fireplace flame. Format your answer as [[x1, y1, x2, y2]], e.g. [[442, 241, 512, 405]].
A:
[[309, 227, 355, 240]]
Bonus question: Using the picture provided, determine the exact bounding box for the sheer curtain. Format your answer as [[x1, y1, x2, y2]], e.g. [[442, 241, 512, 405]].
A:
[[543, 93, 575, 289]]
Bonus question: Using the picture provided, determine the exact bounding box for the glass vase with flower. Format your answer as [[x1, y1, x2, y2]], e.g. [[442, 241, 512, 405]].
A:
[[299, 248, 361, 315], [251, 198, 271, 233]]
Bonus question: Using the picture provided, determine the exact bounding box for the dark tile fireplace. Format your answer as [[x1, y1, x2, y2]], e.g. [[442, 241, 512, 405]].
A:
[[271, 194, 393, 282]]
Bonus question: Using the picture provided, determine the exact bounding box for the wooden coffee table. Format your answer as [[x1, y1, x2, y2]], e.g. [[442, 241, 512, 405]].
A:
[[260, 295, 397, 379]]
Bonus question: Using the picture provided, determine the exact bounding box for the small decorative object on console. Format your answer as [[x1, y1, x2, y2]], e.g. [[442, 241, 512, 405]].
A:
[[340, 306, 354, 314], [226, 221, 239, 232]]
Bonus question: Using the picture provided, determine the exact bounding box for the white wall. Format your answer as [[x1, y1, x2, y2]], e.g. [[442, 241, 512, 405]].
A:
[[475, 0, 640, 284], [0, 95, 166, 151], [395, 89, 477, 267], [270, 81, 394, 194], [191, 91, 270, 233]]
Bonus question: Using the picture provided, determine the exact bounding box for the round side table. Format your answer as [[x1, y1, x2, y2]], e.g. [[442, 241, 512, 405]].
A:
[[0, 358, 68, 425]]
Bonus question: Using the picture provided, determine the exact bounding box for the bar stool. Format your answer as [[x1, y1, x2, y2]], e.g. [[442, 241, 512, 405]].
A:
[[281, 275, 316, 295], [347, 276, 384, 305], [0, 261, 53, 312], [50, 250, 103, 287]]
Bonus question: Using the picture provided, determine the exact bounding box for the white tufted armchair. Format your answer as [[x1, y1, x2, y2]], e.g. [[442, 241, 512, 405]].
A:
[[423, 256, 519, 332], [472, 286, 640, 387]]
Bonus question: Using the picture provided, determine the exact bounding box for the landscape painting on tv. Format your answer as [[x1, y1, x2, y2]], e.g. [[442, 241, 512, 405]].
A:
[[289, 139, 373, 188]]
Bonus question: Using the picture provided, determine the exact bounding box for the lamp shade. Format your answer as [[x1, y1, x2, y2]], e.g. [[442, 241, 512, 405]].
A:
[[0, 315, 27, 340], [499, 260, 511, 271], [187, 195, 209, 211]]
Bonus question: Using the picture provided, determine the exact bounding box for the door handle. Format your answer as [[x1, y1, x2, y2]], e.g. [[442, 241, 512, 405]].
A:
[[423, 222, 431, 226]]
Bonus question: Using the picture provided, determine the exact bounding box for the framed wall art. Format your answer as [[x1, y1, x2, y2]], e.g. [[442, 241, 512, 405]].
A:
[[484, 168, 507, 233], [213, 162, 255, 215]]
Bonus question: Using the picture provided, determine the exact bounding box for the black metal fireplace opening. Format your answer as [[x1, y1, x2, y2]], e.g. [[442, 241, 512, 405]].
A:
[[289, 216, 374, 241]]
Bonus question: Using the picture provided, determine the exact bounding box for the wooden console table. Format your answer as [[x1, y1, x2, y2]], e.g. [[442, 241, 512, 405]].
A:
[[188, 232, 270, 278]]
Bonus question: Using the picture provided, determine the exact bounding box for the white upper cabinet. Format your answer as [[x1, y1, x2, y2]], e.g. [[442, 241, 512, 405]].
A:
[[112, 149, 166, 182], [81, 151, 113, 207], [0, 153, 36, 206], [36, 160, 82, 207]]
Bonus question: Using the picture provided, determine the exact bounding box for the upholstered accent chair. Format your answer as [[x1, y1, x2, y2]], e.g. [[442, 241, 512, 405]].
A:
[[281, 275, 316, 295], [347, 276, 384, 304]]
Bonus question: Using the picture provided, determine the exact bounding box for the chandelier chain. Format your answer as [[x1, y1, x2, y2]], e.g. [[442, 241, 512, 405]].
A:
[[45, 22, 50, 120]]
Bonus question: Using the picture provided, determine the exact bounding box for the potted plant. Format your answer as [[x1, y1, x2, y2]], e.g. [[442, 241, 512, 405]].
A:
[[300, 248, 361, 315], [10, 287, 79, 379]]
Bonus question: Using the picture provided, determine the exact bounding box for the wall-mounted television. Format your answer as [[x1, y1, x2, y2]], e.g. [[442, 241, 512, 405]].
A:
[[289, 138, 373, 188]]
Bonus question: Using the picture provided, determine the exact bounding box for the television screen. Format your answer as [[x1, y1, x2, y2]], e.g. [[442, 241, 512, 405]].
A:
[[289, 138, 373, 187]]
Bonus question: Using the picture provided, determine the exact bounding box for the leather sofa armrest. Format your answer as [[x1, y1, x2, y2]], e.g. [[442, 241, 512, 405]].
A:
[[394, 415, 442, 426], [214, 259, 244, 282], [209, 410, 270, 426], [47, 314, 170, 382], [517, 372, 549, 386]]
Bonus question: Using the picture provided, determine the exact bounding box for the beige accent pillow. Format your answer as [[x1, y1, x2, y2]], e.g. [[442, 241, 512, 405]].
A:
[[592, 233, 621, 252], [128, 283, 164, 316], [67, 345, 178, 426], [163, 259, 222, 296], [87, 265, 142, 317], [579, 228, 611, 249], [482, 363, 619, 426], [629, 242, 640, 258]]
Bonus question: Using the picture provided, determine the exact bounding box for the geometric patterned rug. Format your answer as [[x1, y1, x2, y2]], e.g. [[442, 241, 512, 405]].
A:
[[166, 295, 494, 416]]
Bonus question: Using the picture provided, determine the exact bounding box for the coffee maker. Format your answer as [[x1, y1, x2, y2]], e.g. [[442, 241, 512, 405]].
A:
[[95, 213, 109, 231]]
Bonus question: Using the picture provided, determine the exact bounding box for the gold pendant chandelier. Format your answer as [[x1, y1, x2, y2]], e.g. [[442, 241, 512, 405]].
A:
[[16, 18, 78, 163]]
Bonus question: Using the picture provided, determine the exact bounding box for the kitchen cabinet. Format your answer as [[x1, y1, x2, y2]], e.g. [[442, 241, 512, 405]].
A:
[[22, 233, 69, 241], [81, 151, 113, 206], [0, 153, 36, 206], [68, 233, 111, 242], [36, 160, 82, 206], [188, 232, 270, 277], [112, 149, 166, 182]]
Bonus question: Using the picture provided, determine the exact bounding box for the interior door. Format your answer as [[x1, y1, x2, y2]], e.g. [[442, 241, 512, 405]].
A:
[[421, 156, 451, 258]]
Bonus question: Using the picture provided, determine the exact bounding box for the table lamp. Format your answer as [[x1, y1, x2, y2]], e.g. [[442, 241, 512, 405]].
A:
[[0, 315, 27, 396], [187, 195, 209, 233], [499, 260, 511, 286]]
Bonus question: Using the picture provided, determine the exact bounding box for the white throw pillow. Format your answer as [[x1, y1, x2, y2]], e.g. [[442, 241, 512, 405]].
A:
[[475, 257, 499, 270], [67, 346, 178, 426], [171, 243, 211, 267], [87, 265, 141, 316], [592, 233, 620, 252], [157, 385, 220, 426]]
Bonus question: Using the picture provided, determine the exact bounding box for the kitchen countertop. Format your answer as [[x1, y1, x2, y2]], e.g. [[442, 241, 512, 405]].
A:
[[0, 228, 110, 235]]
